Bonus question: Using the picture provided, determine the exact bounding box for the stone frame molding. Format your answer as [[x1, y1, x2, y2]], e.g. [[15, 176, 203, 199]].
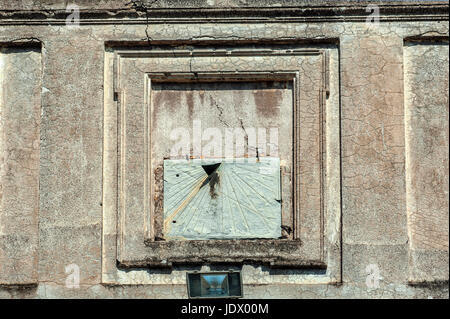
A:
[[102, 42, 341, 285]]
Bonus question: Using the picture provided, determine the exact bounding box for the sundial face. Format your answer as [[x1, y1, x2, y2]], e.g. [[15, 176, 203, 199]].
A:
[[163, 158, 282, 240]]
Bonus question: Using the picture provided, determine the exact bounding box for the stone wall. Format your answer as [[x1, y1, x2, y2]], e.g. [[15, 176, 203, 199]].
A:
[[0, 0, 448, 298]]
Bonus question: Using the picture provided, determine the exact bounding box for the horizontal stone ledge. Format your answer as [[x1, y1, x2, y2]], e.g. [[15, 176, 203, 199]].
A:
[[117, 258, 327, 269], [0, 3, 448, 24], [117, 239, 327, 269]]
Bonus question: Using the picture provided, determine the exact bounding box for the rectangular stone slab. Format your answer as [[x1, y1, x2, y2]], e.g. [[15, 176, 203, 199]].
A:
[[404, 40, 449, 283], [0, 47, 41, 285], [163, 158, 281, 240]]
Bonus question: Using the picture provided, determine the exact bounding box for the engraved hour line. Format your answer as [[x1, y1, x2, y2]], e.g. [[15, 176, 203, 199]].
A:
[[233, 165, 275, 192], [221, 172, 276, 229], [229, 169, 272, 205], [183, 183, 213, 234], [172, 180, 209, 232], [223, 170, 250, 231], [184, 164, 217, 234], [165, 181, 203, 217], [164, 174, 208, 232], [178, 176, 213, 233], [165, 172, 206, 213], [165, 168, 205, 189], [215, 190, 275, 231], [227, 167, 276, 224]]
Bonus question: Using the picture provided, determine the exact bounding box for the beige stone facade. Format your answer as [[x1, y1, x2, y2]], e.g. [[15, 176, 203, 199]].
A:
[[0, 0, 448, 298]]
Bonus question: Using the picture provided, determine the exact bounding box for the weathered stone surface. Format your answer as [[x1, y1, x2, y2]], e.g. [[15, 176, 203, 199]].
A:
[[340, 33, 410, 288], [0, 1, 448, 298], [404, 40, 449, 283], [37, 34, 104, 286], [0, 47, 41, 285]]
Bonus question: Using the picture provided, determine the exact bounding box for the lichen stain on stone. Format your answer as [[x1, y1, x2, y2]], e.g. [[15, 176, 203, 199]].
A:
[[201, 163, 221, 199], [185, 90, 194, 122], [153, 165, 165, 239]]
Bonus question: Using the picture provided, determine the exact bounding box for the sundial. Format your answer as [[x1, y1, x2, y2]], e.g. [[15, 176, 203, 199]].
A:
[[163, 158, 282, 240]]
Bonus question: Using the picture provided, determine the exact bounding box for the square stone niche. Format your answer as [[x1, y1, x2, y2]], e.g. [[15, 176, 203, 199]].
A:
[[103, 44, 338, 271]]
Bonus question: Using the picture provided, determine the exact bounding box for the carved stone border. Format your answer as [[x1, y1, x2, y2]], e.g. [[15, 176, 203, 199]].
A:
[[102, 42, 341, 285], [141, 71, 299, 244], [1, 3, 448, 25], [117, 47, 325, 267]]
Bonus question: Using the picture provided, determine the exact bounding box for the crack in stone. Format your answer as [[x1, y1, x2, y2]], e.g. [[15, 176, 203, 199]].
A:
[[211, 97, 230, 128], [127, 0, 160, 43]]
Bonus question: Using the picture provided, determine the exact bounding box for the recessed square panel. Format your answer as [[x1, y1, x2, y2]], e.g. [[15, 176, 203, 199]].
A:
[[103, 47, 336, 270], [164, 158, 281, 240]]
